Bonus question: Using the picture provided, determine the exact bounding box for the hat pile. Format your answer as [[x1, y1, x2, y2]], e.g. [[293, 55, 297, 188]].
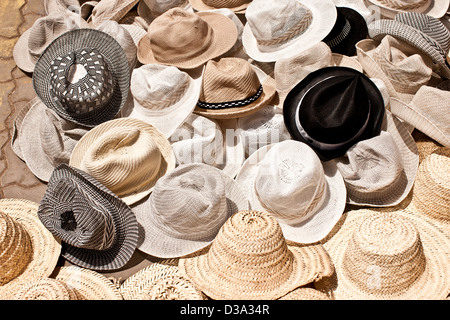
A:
[[5, 0, 449, 301]]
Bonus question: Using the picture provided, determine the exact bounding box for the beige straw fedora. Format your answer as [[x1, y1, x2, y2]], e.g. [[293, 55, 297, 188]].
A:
[[189, 0, 251, 13], [69, 118, 175, 205], [137, 8, 237, 69], [120, 259, 206, 300], [179, 210, 335, 300], [315, 208, 450, 300], [2, 278, 83, 300], [0, 199, 61, 290], [242, 0, 337, 62], [235, 140, 347, 244], [131, 163, 249, 258], [366, 0, 449, 19], [278, 287, 332, 300], [170, 114, 245, 179], [193, 57, 277, 119], [13, 13, 90, 73], [87, 0, 140, 27], [137, 0, 194, 25], [389, 86, 450, 148], [128, 64, 202, 138]]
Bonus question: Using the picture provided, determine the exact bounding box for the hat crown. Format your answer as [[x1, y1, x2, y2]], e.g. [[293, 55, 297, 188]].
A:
[[49, 47, 116, 116], [203, 0, 250, 8], [149, 164, 228, 238], [0, 211, 33, 286], [13, 278, 79, 300], [147, 275, 205, 300], [200, 58, 261, 103], [148, 8, 215, 64], [377, 0, 427, 10], [343, 212, 426, 295], [80, 126, 163, 197]]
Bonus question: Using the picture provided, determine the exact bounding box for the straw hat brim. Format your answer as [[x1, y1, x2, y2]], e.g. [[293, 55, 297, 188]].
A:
[[69, 118, 176, 205], [179, 240, 334, 300], [193, 64, 277, 119], [235, 143, 347, 244], [52, 266, 123, 300], [33, 28, 130, 128], [137, 11, 238, 69], [242, 0, 337, 62], [0, 199, 61, 290], [366, 0, 449, 19], [132, 166, 249, 258], [315, 208, 450, 300], [278, 287, 332, 300], [189, 0, 249, 13]]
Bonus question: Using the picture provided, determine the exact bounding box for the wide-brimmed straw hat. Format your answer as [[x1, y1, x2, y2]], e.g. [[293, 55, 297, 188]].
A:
[[3, 278, 83, 300], [119, 259, 206, 300], [137, 8, 237, 69], [316, 208, 450, 300], [131, 163, 249, 258], [278, 287, 332, 300], [128, 64, 202, 138], [170, 114, 245, 179], [13, 13, 89, 73], [38, 164, 139, 271], [32, 29, 130, 128], [235, 140, 347, 244], [0, 199, 61, 290], [242, 0, 337, 62], [283, 66, 385, 161], [86, 0, 140, 27], [137, 0, 193, 25], [69, 118, 175, 205], [366, 0, 449, 19], [179, 210, 335, 300], [193, 57, 277, 119], [189, 0, 251, 13]]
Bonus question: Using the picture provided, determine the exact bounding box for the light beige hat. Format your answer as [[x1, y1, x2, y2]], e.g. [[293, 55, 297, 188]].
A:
[[179, 210, 335, 300], [189, 0, 251, 13], [274, 41, 363, 105], [193, 57, 277, 119], [137, 8, 238, 69], [333, 110, 419, 207], [235, 140, 346, 244], [137, 0, 194, 24], [3, 278, 83, 300], [69, 118, 176, 205], [242, 0, 337, 62], [278, 287, 332, 300], [390, 85, 450, 148], [366, 0, 449, 19], [0, 199, 61, 290], [87, 0, 140, 27], [128, 64, 202, 138], [170, 114, 245, 179], [120, 259, 207, 300], [15, 98, 89, 182], [356, 36, 433, 104], [316, 208, 450, 300], [120, 23, 148, 47], [131, 163, 249, 258], [13, 13, 90, 73], [44, 0, 81, 15]]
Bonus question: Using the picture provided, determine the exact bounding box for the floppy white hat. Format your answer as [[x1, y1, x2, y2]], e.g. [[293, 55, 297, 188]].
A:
[[128, 64, 202, 138], [242, 0, 337, 62], [235, 139, 347, 244]]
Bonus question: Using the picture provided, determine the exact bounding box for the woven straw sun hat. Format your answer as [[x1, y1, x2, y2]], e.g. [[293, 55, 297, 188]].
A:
[[32, 29, 130, 128], [38, 164, 139, 271], [366, 0, 449, 19], [69, 118, 175, 205], [137, 0, 193, 25], [128, 64, 202, 139], [137, 7, 237, 69], [235, 140, 347, 244], [13, 13, 90, 73], [242, 0, 337, 63], [278, 287, 332, 300], [189, 0, 251, 13], [315, 208, 450, 300], [86, 0, 140, 27], [2, 278, 83, 300], [179, 210, 334, 300], [193, 57, 277, 119], [0, 199, 61, 290], [120, 259, 206, 300], [170, 114, 245, 179], [131, 163, 249, 258]]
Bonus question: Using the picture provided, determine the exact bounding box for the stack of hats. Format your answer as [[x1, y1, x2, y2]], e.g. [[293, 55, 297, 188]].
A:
[[3, 0, 449, 301]]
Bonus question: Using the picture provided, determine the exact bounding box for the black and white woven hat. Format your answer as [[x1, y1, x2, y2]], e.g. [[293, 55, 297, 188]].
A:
[[32, 29, 130, 128], [38, 163, 139, 271]]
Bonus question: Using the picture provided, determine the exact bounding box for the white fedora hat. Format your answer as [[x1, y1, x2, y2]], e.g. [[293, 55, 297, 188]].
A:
[[366, 0, 449, 19]]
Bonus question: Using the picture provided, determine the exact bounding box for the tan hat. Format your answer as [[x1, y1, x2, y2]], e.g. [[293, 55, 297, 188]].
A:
[[366, 0, 449, 19], [189, 0, 251, 13], [13, 13, 89, 73], [137, 0, 194, 24], [137, 8, 238, 69], [87, 0, 140, 27], [316, 208, 450, 300], [179, 210, 334, 300], [193, 57, 277, 119], [69, 118, 176, 205], [3, 278, 83, 300], [0, 199, 61, 290], [278, 287, 332, 300]]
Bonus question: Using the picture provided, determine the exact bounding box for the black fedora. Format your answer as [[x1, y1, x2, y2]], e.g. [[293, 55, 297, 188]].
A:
[[283, 66, 385, 161], [323, 6, 368, 56]]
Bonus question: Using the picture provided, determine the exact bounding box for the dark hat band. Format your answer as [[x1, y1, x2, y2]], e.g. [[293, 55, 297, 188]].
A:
[[197, 84, 263, 109], [325, 18, 351, 49]]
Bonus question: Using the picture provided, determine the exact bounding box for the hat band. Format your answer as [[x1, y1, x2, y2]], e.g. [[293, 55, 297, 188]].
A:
[[325, 19, 351, 49], [377, 0, 425, 10], [197, 84, 263, 109]]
